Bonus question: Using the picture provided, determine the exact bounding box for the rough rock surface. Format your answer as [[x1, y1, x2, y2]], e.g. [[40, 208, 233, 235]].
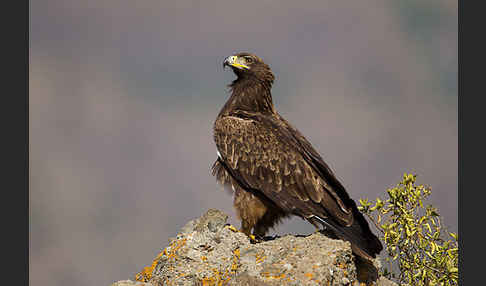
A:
[[111, 209, 397, 286]]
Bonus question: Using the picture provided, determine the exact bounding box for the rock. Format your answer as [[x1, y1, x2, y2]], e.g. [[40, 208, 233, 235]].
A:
[[110, 280, 153, 286], [114, 209, 397, 286]]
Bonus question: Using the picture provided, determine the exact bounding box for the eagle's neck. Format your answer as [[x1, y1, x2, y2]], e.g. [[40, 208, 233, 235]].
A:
[[218, 77, 275, 117]]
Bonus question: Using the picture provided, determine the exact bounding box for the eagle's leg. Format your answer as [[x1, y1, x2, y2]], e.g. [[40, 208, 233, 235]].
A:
[[234, 189, 267, 239], [253, 207, 285, 238], [253, 219, 269, 238], [240, 220, 253, 237]]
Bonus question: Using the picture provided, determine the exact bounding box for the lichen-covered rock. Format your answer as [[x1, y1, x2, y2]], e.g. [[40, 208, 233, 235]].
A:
[[110, 280, 153, 286], [116, 209, 397, 286]]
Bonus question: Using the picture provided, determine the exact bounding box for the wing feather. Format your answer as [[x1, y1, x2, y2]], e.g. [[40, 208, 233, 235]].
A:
[[213, 113, 354, 226]]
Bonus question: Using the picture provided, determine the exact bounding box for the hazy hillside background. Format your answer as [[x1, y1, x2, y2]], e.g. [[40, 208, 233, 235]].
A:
[[30, 1, 457, 285]]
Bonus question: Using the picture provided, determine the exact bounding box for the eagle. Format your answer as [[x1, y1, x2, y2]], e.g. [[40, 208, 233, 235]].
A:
[[211, 52, 383, 260]]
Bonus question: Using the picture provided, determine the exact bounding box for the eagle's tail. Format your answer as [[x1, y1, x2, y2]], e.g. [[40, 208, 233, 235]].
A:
[[310, 211, 383, 261]]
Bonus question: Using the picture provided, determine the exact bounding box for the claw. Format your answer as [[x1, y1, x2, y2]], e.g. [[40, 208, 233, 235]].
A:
[[249, 234, 265, 244], [225, 225, 239, 232]]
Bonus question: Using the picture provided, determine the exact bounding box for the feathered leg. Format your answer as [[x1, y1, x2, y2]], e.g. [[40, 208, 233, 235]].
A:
[[253, 207, 287, 238], [233, 188, 267, 237]]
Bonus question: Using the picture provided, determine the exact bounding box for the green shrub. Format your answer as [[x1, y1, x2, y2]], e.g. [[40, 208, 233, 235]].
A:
[[358, 173, 458, 286]]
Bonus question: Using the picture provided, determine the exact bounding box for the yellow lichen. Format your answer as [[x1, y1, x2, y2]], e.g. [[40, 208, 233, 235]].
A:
[[304, 272, 313, 280], [134, 249, 165, 282], [199, 248, 240, 286], [272, 273, 286, 279], [255, 252, 266, 264], [233, 248, 240, 259], [135, 237, 187, 282], [230, 248, 240, 272], [260, 269, 286, 280], [200, 268, 232, 286]]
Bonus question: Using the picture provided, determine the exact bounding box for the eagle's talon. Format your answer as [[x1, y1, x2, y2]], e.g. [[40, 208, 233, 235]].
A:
[[225, 225, 239, 232], [249, 234, 265, 243]]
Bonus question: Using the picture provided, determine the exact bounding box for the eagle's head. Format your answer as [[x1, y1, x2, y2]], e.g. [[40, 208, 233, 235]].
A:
[[223, 52, 275, 85]]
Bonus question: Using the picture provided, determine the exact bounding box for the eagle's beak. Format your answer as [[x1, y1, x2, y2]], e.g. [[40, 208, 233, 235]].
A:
[[223, 55, 249, 70]]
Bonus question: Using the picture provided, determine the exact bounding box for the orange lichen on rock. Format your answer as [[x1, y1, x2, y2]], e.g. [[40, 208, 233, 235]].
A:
[[165, 238, 187, 261], [255, 252, 266, 264], [261, 272, 286, 279], [135, 237, 187, 282], [230, 248, 240, 272], [200, 268, 232, 286], [134, 250, 165, 282], [123, 210, 395, 286], [199, 248, 241, 286], [304, 272, 314, 280], [271, 273, 286, 279], [260, 269, 286, 280]]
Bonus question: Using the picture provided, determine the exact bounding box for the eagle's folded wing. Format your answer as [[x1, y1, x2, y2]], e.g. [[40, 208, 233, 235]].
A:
[[213, 112, 354, 227]]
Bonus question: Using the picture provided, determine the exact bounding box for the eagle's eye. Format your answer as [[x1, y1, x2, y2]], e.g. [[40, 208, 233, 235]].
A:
[[245, 57, 253, 64]]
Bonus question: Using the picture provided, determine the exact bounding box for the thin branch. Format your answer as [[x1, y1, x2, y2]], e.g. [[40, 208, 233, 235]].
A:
[[364, 213, 385, 234]]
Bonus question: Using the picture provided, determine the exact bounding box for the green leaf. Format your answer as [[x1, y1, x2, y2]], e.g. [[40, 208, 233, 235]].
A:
[[448, 267, 458, 273], [449, 232, 458, 240]]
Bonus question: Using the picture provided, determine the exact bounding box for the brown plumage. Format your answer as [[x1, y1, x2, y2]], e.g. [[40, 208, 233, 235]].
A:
[[211, 52, 383, 260]]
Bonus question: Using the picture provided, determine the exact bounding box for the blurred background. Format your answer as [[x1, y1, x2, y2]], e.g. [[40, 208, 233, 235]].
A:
[[29, 1, 457, 285]]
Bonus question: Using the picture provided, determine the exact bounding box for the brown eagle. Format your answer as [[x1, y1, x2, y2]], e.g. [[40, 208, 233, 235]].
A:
[[211, 52, 383, 260]]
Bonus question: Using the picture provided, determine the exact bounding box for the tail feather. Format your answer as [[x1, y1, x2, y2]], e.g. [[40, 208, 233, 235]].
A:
[[311, 212, 382, 260]]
